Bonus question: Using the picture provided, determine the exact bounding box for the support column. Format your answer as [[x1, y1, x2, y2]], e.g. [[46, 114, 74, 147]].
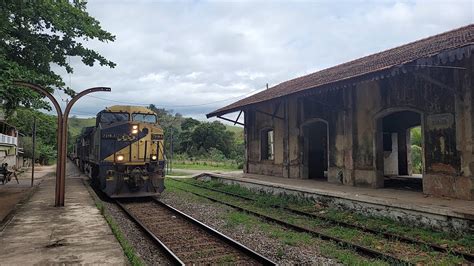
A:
[[283, 100, 290, 178], [398, 129, 408, 175], [343, 86, 355, 185], [244, 110, 249, 174]]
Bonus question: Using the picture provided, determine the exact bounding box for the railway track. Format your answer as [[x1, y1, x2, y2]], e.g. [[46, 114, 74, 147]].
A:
[[171, 178, 474, 263], [169, 178, 473, 264], [116, 198, 275, 265]]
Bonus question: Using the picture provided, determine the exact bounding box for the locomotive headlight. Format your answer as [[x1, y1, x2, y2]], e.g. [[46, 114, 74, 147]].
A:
[[151, 155, 157, 161], [131, 125, 139, 134], [116, 155, 124, 161]]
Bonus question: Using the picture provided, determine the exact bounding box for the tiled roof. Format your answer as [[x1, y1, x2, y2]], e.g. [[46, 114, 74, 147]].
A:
[[207, 24, 474, 118]]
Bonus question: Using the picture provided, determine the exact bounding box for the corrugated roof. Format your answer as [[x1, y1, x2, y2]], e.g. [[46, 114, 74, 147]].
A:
[[207, 24, 474, 118]]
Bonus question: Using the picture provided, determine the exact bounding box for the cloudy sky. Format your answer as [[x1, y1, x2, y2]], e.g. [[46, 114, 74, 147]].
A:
[[55, 0, 473, 122]]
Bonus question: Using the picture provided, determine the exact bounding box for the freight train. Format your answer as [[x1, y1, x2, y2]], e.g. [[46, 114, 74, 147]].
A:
[[72, 105, 166, 198]]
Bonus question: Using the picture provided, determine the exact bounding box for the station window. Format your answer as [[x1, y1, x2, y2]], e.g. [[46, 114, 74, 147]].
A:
[[261, 129, 274, 160]]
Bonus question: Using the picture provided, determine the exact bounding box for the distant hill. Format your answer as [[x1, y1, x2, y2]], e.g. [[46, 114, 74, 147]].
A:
[[68, 116, 244, 143], [68, 116, 95, 139]]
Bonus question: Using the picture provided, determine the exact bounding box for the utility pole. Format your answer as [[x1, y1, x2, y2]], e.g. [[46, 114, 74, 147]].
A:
[[31, 116, 36, 187], [170, 129, 173, 173]]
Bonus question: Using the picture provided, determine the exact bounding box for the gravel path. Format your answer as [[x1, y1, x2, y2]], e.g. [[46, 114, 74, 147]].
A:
[[160, 188, 340, 265]]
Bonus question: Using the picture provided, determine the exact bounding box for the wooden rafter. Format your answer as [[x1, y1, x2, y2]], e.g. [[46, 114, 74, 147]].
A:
[[217, 115, 245, 126]]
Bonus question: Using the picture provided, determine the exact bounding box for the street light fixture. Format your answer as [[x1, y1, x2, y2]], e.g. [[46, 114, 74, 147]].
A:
[[14, 81, 111, 207]]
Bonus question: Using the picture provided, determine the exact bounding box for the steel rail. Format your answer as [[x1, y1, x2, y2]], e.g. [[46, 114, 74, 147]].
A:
[[170, 184, 410, 264], [151, 198, 276, 265], [171, 178, 474, 262], [115, 200, 185, 265]]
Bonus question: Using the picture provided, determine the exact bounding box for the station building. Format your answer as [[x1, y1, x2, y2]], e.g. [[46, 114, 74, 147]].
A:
[[208, 25, 474, 200]]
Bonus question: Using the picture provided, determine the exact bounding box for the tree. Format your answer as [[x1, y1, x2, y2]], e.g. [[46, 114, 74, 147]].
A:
[[7, 108, 57, 147], [0, 1, 115, 114], [181, 117, 200, 131], [191, 121, 235, 158]]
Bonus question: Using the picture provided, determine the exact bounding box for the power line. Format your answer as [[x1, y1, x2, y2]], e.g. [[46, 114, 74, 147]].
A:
[[84, 87, 263, 109]]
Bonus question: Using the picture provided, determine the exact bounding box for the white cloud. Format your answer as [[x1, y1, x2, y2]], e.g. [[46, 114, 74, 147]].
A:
[[55, 0, 473, 120]]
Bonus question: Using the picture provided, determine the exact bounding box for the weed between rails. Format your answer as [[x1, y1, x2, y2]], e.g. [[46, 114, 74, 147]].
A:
[[166, 178, 468, 265]]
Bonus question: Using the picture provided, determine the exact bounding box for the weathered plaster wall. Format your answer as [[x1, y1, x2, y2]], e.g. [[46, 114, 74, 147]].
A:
[[246, 102, 285, 176], [288, 97, 300, 178], [353, 80, 381, 187]]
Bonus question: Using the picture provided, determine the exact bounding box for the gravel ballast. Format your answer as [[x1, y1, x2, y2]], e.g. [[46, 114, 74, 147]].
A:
[[160, 187, 340, 265], [84, 171, 340, 265]]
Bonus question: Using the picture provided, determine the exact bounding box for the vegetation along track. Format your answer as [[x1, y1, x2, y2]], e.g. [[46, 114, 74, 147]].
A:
[[116, 198, 275, 265], [169, 178, 473, 265]]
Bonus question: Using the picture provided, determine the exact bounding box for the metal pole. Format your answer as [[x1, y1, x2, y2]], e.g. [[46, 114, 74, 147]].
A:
[[170, 129, 173, 173], [31, 116, 36, 187]]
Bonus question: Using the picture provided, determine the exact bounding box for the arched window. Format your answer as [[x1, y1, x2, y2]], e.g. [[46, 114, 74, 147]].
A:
[[261, 129, 274, 160]]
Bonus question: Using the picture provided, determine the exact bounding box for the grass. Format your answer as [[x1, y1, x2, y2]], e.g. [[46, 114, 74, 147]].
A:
[[83, 180, 144, 266], [166, 178, 470, 265], [94, 201, 144, 266], [182, 178, 474, 254], [223, 210, 385, 265], [166, 171, 190, 177], [166, 179, 386, 265]]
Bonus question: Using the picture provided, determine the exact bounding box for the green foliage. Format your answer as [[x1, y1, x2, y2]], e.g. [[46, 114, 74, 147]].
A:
[[7, 108, 57, 164], [7, 108, 57, 146], [410, 126, 423, 174], [411, 126, 422, 147], [147, 104, 244, 165], [191, 121, 235, 157], [37, 140, 56, 165], [20, 137, 56, 165], [411, 145, 423, 174], [0, 1, 115, 113], [69, 116, 96, 139], [181, 117, 200, 131], [68, 115, 95, 150]]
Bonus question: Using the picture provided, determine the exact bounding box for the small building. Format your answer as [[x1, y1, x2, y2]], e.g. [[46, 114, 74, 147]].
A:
[[207, 25, 474, 200], [0, 121, 19, 168]]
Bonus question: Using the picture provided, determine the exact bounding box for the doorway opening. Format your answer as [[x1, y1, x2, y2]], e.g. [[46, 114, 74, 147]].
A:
[[377, 110, 423, 191], [302, 121, 328, 180]]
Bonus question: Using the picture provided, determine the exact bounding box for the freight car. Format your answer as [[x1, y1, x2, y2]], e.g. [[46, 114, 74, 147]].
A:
[[73, 105, 165, 197]]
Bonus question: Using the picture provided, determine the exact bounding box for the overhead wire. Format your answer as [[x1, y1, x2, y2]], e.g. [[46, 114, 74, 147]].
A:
[[83, 87, 263, 109]]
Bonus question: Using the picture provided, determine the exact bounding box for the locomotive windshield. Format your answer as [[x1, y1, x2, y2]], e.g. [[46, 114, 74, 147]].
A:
[[132, 113, 157, 123], [100, 112, 129, 124]]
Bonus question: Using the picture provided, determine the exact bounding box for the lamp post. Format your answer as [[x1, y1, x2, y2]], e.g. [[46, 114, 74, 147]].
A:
[[14, 81, 111, 206]]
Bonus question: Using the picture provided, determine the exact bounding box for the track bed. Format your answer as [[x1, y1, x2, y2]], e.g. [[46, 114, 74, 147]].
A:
[[117, 199, 274, 265]]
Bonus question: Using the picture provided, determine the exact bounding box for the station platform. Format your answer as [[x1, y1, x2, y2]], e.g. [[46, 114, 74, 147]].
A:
[[0, 165, 54, 226], [0, 164, 126, 265], [196, 172, 474, 233]]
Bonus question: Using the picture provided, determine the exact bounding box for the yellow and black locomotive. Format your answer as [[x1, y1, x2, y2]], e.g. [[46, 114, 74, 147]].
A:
[[73, 105, 165, 198]]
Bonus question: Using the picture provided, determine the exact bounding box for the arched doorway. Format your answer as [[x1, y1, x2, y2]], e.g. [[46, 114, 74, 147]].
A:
[[375, 110, 424, 191], [301, 120, 329, 180]]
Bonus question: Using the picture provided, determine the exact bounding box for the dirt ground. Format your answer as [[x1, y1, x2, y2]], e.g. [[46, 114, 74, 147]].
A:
[[0, 165, 55, 224]]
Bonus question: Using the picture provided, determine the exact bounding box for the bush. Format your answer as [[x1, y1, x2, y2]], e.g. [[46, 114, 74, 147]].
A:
[[411, 145, 423, 174]]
